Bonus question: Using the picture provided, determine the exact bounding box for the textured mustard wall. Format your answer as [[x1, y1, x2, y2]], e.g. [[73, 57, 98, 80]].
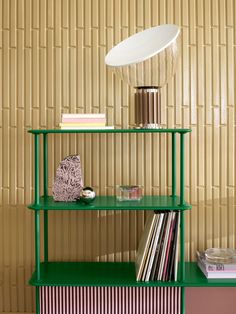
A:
[[0, 0, 235, 312]]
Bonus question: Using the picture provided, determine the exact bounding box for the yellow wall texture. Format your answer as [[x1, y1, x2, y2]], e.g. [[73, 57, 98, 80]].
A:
[[0, 0, 235, 312]]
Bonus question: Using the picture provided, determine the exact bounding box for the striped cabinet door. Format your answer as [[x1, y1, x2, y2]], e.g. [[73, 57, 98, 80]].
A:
[[40, 286, 181, 314]]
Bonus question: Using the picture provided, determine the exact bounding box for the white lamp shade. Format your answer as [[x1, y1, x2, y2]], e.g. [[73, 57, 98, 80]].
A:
[[105, 24, 181, 87]]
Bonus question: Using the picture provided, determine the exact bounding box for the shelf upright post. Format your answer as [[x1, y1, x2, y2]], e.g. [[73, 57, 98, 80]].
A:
[[34, 133, 41, 314], [180, 133, 185, 207], [171, 132, 176, 197], [43, 133, 49, 263], [179, 132, 186, 314], [43, 133, 48, 196], [179, 132, 185, 278], [35, 134, 40, 205], [34, 134, 41, 279]]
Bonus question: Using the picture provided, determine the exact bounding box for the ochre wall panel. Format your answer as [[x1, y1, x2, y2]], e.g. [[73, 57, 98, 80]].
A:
[[0, 0, 236, 312]]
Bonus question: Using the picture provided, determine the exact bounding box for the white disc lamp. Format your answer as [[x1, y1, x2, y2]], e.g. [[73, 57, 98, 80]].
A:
[[105, 24, 181, 128]]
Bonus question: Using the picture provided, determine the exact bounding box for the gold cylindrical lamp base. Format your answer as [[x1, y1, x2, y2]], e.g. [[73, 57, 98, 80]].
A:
[[134, 87, 161, 128]]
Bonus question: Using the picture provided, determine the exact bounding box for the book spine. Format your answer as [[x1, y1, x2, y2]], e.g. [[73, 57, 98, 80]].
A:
[[198, 259, 236, 273], [197, 252, 236, 272], [162, 212, 176, 281], [62, 113, 106, 119], [142, 215, 160, 281], [197, 261, 236, 278], [144, 214, 164, 281], [173, 213, 180, 281], [60, 122, 106, 127], [59, 126, 114, 130], [62, 119, 106, 123], [152, 213, 169, 280], [167, 212, 179, 281], [149, 214, 167, 281], [157, 212, 173, 280], [135, 212, 157, 281]]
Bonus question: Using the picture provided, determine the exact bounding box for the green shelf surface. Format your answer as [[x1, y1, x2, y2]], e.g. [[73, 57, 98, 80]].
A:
[[184, 262, 236, 287], [29, 262, 236, 288], [29, 262, 182, 287], [28, 195, 191, 211], [28, 128, 191, 134]]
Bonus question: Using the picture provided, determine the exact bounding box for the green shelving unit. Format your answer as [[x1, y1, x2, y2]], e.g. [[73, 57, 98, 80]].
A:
[[28, 128, 192, 314]]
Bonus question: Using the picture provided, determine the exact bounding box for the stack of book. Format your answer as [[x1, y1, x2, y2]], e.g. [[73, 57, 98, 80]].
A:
[[135, 211, 180, 282], [197, 251, 236, 279], [59, 113, 114, 130]]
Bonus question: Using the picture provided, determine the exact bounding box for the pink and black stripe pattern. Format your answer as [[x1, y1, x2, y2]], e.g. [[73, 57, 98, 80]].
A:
[[40, 286, 181, 314]]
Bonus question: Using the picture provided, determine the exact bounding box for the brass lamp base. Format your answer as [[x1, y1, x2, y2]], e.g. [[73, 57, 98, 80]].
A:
[[134, 87, 161, 128]]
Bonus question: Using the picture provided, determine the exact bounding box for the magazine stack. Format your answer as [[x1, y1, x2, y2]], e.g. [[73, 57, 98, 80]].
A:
[[135, 211, 180, 282], [59, 113, 114, 130], [197, 249, 236, 279]]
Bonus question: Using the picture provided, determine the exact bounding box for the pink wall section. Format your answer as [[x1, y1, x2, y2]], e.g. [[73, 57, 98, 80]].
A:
[[186, 288, 236, 314]]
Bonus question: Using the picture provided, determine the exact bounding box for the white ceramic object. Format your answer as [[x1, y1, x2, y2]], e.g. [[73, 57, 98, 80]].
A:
[[105, 24, 181, 87]]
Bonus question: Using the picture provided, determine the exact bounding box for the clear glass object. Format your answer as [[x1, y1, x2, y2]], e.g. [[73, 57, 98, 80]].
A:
[[116, 185, 143, 201], [205, 248, 236, 264]]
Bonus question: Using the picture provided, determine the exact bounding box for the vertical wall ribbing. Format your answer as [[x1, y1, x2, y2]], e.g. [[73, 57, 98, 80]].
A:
[[0, 0, 235, 311]]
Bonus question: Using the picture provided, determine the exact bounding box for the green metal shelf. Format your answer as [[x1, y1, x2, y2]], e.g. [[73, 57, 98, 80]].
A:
[[28, 195, 192, 211], [28, 128, 191, 134], [29, 261, 183, 287], [29, 262, 236, 288]]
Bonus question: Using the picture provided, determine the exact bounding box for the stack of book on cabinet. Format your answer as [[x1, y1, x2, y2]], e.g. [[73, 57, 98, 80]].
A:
[[59, 113, 114, 130], [197, 250, 236, 279], [135, 211, 180, 282]]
